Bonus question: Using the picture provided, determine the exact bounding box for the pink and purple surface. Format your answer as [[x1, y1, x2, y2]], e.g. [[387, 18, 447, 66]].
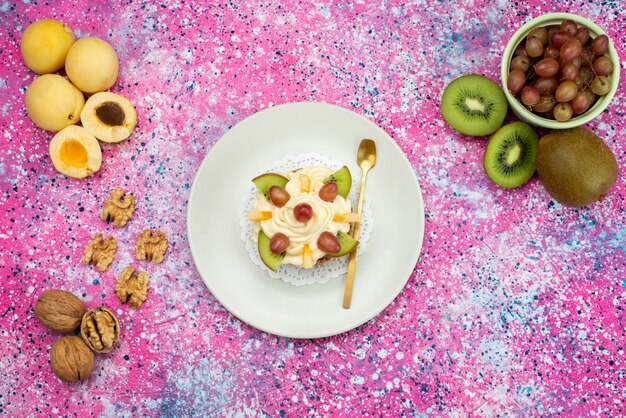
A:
[[1, 0, 625, 416]]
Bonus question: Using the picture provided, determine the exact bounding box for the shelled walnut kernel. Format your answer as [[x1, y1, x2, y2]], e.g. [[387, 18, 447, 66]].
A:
[[135, 229, 168, 263], [115, 266, 149, 309], [100, 188, 135, 228], [82, 233, 117, 271]]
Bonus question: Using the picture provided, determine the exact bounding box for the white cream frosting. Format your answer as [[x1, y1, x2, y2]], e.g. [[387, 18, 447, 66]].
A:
[[253, 166, 352, 267]]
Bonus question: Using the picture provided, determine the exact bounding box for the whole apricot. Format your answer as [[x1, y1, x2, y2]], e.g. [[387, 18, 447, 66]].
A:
[[65, 37, 119, 94], [25, 74, 84, 132], [21, 19, 75, 74]]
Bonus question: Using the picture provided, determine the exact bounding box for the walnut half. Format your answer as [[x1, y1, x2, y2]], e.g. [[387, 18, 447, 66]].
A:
[[100, 188, 135, 228], [81, 306, 120, 353], [135, 229, 168, 263], [82, 234, 117, 272], [115, 266, 149, 309]]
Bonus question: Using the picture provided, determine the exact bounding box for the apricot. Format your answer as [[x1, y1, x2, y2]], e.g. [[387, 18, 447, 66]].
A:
[[65, 38, 118, 94], [25, 74, 84, 132], [21, 19, 75, 74], [81, 92, 136, 142], [49, 125, 102, 178]]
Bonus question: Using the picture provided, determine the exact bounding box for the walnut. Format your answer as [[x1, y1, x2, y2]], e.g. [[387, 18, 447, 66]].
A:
[[82, 233, 117, 272], [115, 266, 149, 309], [100, 188, 135, 228], [81, 306, 120, 353], [135, 229, 168, 263], [50, 336, 94, 382], [34, 289, 85, 333]]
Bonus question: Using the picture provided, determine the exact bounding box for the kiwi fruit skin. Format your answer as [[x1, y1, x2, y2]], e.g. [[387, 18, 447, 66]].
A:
[[483, 122, 539, 188], [323, 166, 352, 198], [440, 74, 508, 137], [536, 127, 618, 207]]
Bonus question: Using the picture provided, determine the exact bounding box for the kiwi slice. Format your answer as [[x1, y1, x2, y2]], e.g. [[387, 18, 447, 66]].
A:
[[252, 173, 288, 201], [326, 231, 358, 257], [440, 74, 508, 136], [258, 230, 284, 271], [483, 122, 539, 188], [323, 166, 352, 198]]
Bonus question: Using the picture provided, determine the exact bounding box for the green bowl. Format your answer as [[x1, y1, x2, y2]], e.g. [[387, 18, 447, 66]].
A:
[[501, 12, 620, 129]]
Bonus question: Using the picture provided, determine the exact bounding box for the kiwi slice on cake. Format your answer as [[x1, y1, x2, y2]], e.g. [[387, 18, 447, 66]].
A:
[[258, 230, 284, 271], [326, 231, 358, 257], [440, 74, 508, 136], [323, 166, 352, 198], [252, 173, 289, 201], [483, 122, 539, 188]]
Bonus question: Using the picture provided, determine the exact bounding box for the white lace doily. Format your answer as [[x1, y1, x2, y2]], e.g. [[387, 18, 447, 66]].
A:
[[239, 153, 373, 286]]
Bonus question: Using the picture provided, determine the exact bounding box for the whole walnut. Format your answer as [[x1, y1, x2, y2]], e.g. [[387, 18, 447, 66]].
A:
[[50, 336, 94, 382], [35, 290, 85, 333]]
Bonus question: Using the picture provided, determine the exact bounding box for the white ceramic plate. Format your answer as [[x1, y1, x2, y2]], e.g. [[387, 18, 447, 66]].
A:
[[187, 102, 424, 339]]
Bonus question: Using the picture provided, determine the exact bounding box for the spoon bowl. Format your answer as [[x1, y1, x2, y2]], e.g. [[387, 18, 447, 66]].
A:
[[357, 139, 377, 170]]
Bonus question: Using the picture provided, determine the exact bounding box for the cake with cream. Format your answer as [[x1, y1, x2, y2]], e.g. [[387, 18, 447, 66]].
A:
[[247, 166, 359, 270]]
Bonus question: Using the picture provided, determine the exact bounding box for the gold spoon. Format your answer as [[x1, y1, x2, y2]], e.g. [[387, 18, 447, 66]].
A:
[[342, 139, 376, 309]]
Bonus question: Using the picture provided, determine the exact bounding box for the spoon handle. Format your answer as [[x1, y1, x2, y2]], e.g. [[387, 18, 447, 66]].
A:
[[342, 166, 369, 309]]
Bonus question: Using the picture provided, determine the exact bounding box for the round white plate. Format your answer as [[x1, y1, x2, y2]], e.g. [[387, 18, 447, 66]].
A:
[[187, 102, 424, 339]]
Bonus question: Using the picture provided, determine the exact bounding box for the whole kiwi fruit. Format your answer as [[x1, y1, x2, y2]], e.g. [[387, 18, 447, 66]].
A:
[[536, 127, 618, 207]]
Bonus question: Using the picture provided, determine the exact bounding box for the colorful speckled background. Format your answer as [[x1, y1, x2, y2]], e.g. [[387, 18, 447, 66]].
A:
[[1, 0, 625, 416]]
